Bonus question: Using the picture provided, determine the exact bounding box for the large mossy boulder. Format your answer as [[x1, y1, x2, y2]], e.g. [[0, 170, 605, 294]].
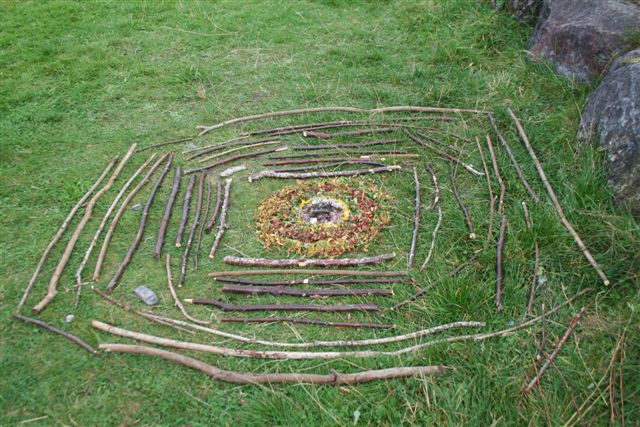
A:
[[579, 49, 640, 214]]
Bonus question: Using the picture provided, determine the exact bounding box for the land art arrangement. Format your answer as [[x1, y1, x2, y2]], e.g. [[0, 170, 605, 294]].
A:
[[13, 105, 609, 388]]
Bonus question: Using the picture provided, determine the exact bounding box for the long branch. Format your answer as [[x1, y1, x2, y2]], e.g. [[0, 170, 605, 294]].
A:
[[213, 277, 412, 286], [508, 108, 609, 286], [101, 343, 446, 384], [166, 254, 213, 325], [136, 137, 193, 153], [17, 157, 116, 311], [185, 136, 278, 161], [153, 166, 182, 259], [204, 181, 222, 234], [179, 172, 205, 286], [221, 284, 393, 297], [13, 313, 98, 354], [198, 140, 281, 164], [175, 174, 195, 248], [223, 253, 395, 268], [292, 138, 401, 151], [247, 165, 401, 182], [420, 206, 442, 272], [186, 299, 382, 312], [450, 164, 476, 239], [194, 177, 211, 269], [32, 145, 136, 313], [184, 146, 288, 175], [476, 137, 495, 243], [106, 153, 173, 291], [408, 167, 421, 268], [495, 215, 508, 312], [208, 178, 232, 259], [220, 317, 394, 329], [209, 268, 407, 277]]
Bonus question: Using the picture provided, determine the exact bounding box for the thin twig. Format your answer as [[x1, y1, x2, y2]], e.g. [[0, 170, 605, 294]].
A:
[[154, 166, 182, 259], [185, 136, 279, 161], [420, 206, 442, 272], [106, 153, 173, 291], [166, 254, 213, 325], [424, 162, 440, 210], [523, 201, 540, 316], [522, 307, 585, 393], [136, 137, 193, 153], [204, 181, 222, 234], [450, 164, 476, 239], [495, 215, 508, 312], [302, 127, 396, 139], [208, 178, 232, 259], [32, 145, 136, 313], [198, 140, 281, 163], [184, 146, 288, 175], [185, 299, 382, 312], [263, 157, 393, 166], [485, 135, 505, 215], [209, 269, 407, 277], [13, 313, 98, 354], [508, 109, 610, 286], [194, 177, 211, 268], [222, 284, 393, 297], [273, 161, 386, 173], [248, 165, 401, 181], [214, 277, 411, 286], [175, 174, 196, 248], [414, 129, 462, 154], [488, 112, 540, 203], [292, 138, 402, 151], [408, 167, 421, 268], [17, 157, 116, 311], [476, 137, 495, 243], [220, 317, 394, 329], [223, 253, 396, 267], [179, 172, 205, 286]]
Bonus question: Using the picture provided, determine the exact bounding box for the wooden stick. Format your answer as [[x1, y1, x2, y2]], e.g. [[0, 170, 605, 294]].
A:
[[136, 137, 193, 153], [179, 172, 205, 286], [413, 130, 462, 154], [197, 105, 485, 135], [194, 177, 211, 268], [210, 269, 407, 277], [292, 138, 402, 151], [222, 284, 393, 297], [75, 154, 157, 307], [101, 343, 445, 384], [153, 166, 182, 259], [523, 201, 540, 316], [247, 165, 402, 182], [184, 146, 287, 175], [197, 140, 281, 163], [486, 135, 506, 215], [214, 277, 412, 286], [166, 254, 213, 325], [269, 149, 409, 160], [408, 167, 421, 269], [419, 206, 442, 272], [263, 157, 390, 166], [186, 299, 382, 312], [476, 137, 495, 242], [106, 153, 173, 291], [208, 178, 232, 259], [272, 161, 387, 173], [303, 127, 397, 139], [488, 112, 540, 203], [223, 253, 396, 268], [393, 252, 478, 310], [495, 215, 508, 312], [32, 145, 136, 313], [424, 162, 440, 210], [14, 313, 98, 354], [204, 181, 222, 234], [508, 109, 610, 286], [175, 174, 195, 248], [17, 157, 116, 311], [522, 307, 585, 393], [94, 153, 169, 280], [404, 129, 484, 177], [220, 317, 394, 329], [185, 136, 279, 161], [450, 164, 476, 239]]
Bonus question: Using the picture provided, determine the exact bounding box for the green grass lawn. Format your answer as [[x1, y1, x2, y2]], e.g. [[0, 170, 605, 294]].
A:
[[1, 0, 638, 425]]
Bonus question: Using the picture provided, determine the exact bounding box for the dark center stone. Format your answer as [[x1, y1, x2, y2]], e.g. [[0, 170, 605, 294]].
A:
[[299, 197, 347, 224]]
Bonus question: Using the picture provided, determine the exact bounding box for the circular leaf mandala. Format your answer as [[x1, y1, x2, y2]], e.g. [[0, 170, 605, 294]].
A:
[[256, 179, 392, 257]]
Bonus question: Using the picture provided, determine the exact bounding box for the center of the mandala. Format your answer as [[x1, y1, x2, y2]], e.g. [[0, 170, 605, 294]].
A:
[[298, 197, 349, 225]]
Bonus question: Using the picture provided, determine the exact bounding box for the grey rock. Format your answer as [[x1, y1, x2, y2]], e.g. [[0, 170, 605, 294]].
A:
[[579, 49, 640, 214], [529, 0, 640, 82], [131, 203, 142, 211], [133, 285, 158, 305], [493, 0, 543, 24]]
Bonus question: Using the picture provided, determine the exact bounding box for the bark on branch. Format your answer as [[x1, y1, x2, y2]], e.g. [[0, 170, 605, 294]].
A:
[[221, 284, 393, 297], [247, 165, 401, 182], [186, 299, 382, 312], [223, 253, 395, 268]]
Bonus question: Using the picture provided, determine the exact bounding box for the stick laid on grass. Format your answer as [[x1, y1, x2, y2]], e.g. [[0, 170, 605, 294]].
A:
[[248, 165, 401, 182], [522, 201, 540, 316], [204, 181, 222, 234], [107, 153, 173, 291], [450, 164, 476, 239], [186, 299, 382, 312], [223, 253, 395, 268], [194, 177, 211, 268], [17, 157, 116, 311], [508, 108, 610, 286], [32, 145, 136, 313], [485, 135, 505, 215], [495, 215, 508, 312], [184, 146, 288, 175], [302, 127, 396, 139], [179, 172, 205, 286], [213, 277, 411, 286], [222, 284, 393, 297], [136, 137, 193, 153], [220, 317, 394, 329], [476, 137, 495, 243], [94, 153, 170, 280], [424, 162, 440, 210], [408, 167, 421, 268], [154, 166, 182, 259], [175, 174, 196, 248], [184, 137, 279, 161], [209, 269, 407, 277], [75, 154, 157, 307], [166, 254, 213, 325], [522, 307, 585, 393], [208, 178, 232, 259], [100, 343, 446, 384], [419, 206, 442, 272], [14, 313, 98, 354], [292, 138, 401, 151], [272, 161, 386, 173], [197, 140, 281, 164]]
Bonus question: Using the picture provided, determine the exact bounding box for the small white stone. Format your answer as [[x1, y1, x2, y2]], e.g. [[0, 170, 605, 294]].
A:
[[65, 314, 75, 323]]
